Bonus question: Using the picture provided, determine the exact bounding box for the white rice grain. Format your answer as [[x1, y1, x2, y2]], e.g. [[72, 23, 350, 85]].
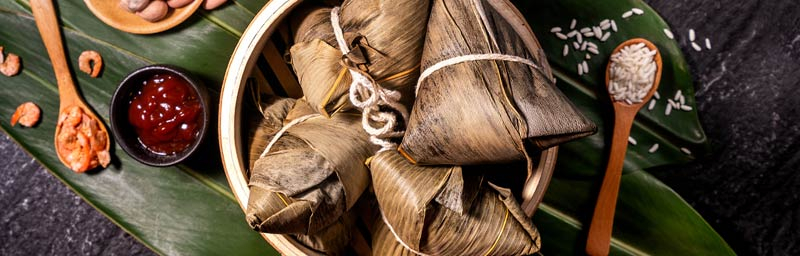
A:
[[567, 30, 578, 37], [692, 42, 702, 51], [580, 27, 591, 33], [622, 11, 633, 18], [550, 27, 562, 33], [689, 29, 696, 41], [578, 63, 583, 75], [556, 32, 568, 40], [574, 41, 581, 50], [648, 143, 659, 153], [570, 19, 577, 29], [586, 53, 592, 60], [665, 104, 673, 115], [674, 90, 682, 101], [632, 8, 644, 15], [705, 38, 712, 49], [581, 41, 588, 51], [585, 32, 595, 37], [588, 47, 599, 55], [648, 99, 657, 110], [600, 19, 610, 27], [593, 26, 603, 38], [680, 105, 693, 111], [654, 91, 661, 99], [582, 61, 589, 73], [628, 136, 637, 145], [601, 32, 611, 42], [577, 33, 583, 43], [601, 22, 611, 30], [587, 42, 598, 50], [563, 44, 569, 56], [680, 147, 692, 155], [611, 20, 618, 32], [663, 28, 674, 39]]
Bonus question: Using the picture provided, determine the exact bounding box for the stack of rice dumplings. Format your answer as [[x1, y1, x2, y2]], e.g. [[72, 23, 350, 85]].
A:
[[245, 0, 430, 254], [370, 0, 596, 254]]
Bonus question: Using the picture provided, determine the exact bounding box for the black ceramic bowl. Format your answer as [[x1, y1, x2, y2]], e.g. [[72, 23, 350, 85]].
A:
[[109, 65, 210, 167]]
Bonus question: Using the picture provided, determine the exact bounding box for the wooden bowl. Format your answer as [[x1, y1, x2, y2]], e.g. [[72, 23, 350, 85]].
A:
[[84, 0, 203, 34], [218, 0, 558, 254]]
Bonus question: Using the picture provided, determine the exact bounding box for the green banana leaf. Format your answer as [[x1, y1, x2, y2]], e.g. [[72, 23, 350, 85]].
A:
[[0, 0, 733, 255]]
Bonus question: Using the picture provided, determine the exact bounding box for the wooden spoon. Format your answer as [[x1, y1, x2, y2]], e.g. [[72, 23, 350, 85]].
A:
[[31, 0, 111, 171], [586, 38, 662, 256]]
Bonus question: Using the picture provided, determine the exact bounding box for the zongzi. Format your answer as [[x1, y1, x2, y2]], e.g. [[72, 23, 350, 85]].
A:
[[400, 0, 596, 165], [369, 150, 541, 255]]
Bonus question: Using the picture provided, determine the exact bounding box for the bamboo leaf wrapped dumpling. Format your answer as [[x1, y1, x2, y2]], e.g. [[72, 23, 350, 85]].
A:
[[399, 0, 596, 165], [289, 0, 430, 116], [246, 99, 377, 236], [245, 96, 355, 254], [369, 150, 541, 255]]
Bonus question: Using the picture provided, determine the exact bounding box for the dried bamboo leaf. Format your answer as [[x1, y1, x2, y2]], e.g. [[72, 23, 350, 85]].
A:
[[288, 0, 431, 115], [370, 150, 541, 255], [400, 0, 596, 165]]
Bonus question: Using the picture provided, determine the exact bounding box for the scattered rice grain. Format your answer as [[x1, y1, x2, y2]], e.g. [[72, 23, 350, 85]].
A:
[[689, 29, 696, 41], [582, 61, 589, 73], [581, 41, 588, 51], [622, 11, 633, 18], [663, 28, 674, 39], [577, 33, 583, 43], [556, 32, 568, 40], [580, 27, 591, 33], [601, 22, 611, 30], [577, 63, 583, 75], [648, 143, 659, 153], [593, 26, 603, 38], [574, 41, 581, 50], [692, 42, 702, 51], [563, 44, 569, 56], [680, 105, 693, 111], [600, 19, 610, 27], [632, 8, 644, 15], [648, 99, 656, 110], [680, 147, 692, 155], [665, 104, 673, 115], [586, 53, 591, 60], [674, 90, 682, 101], [628, 136, 637, 145], [588, 47, 599, 54], [550, 27, 562, 33], [705, 38, 712, 49], [611, 20, 618, 32], [567, 30, 578, 37], [585, 32, 595, 37], [654, 91, 660, 99], [570, 19, 577, 29], [601, 32, 611, 41]]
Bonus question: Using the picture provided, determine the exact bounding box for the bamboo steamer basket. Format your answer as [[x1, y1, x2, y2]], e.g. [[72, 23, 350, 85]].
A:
[[218, 0, 559, 254]]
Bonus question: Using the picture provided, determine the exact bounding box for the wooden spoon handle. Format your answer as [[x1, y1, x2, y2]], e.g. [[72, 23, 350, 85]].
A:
[[586, 112, 635, 256], [31, 0, 78, 105]]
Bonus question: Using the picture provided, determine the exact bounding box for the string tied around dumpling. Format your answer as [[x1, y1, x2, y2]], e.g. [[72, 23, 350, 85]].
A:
[[415, 0, 553, 96], [330, 7, 409, 152]]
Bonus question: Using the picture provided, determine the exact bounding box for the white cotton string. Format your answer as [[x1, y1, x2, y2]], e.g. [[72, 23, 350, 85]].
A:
[[379, 210, 433, 256], [259, 114, 321, 158], [330, 7, 408, 152], [415, 53, 540, 95]]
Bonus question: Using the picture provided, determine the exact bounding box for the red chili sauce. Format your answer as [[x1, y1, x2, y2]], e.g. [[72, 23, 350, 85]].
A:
[[128, 73, 201, 155]]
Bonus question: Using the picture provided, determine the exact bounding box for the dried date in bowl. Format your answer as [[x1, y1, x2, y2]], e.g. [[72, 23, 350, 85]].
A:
[[110, 64, 210, 166]]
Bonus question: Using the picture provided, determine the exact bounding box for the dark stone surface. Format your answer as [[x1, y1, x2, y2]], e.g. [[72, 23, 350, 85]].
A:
[[0, 135, 155, 256], [1, 0, 798, 255], [644, 0, 800, 255]]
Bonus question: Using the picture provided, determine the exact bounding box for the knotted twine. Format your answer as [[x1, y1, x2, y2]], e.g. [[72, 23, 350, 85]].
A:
[[331, 7, 409, 152]]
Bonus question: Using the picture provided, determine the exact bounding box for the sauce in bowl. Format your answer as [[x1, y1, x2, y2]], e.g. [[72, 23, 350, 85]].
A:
[[128, 73, 201, 155]]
